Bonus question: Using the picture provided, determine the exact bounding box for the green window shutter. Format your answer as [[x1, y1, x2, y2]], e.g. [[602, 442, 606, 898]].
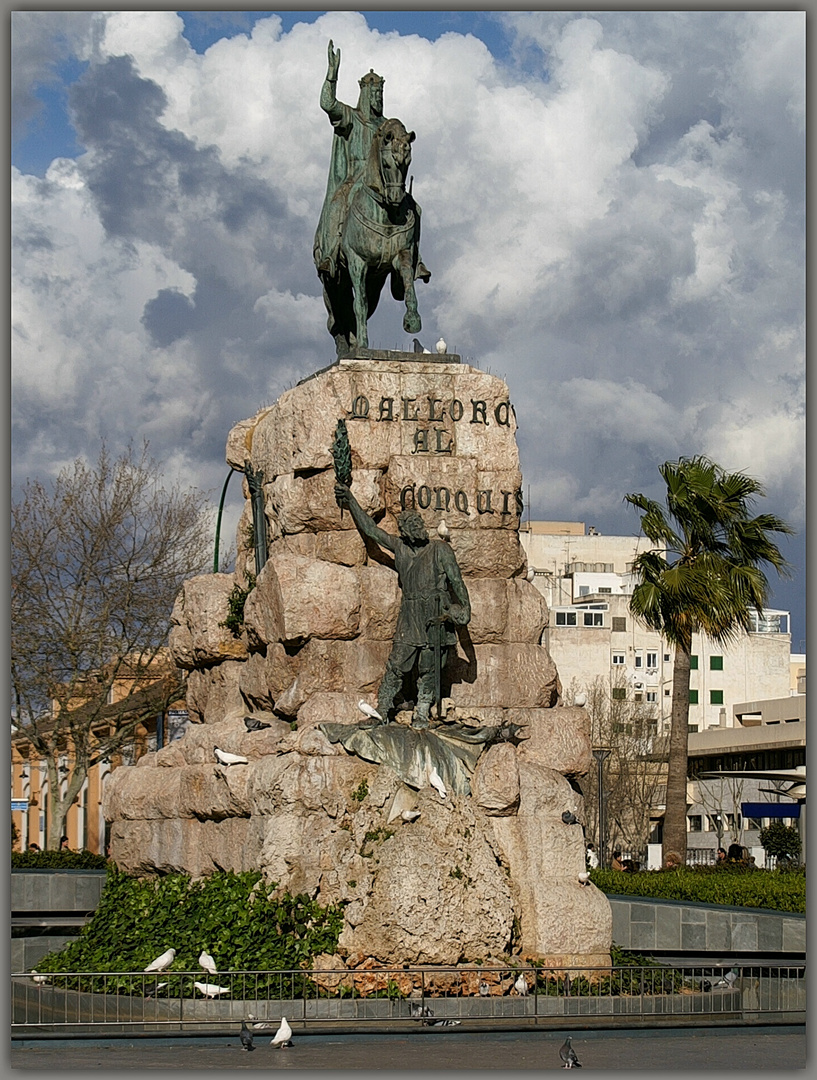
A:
[[689, 655, 698, 670], [710, 655, 723, 671], [689, 689, 699, 704], [710, 690, 724, 705], [611, 687, 626, 701]]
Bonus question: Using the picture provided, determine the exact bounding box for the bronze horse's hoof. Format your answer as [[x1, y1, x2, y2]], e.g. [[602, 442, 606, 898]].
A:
[[403, 311, 421, 334]]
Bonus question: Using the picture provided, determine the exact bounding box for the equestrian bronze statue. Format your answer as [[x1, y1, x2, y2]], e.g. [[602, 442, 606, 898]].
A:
[[314, 40, 430, 356]]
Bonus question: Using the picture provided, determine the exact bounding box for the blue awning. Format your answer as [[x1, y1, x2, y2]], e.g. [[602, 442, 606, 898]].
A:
[[742, 802, 800, 819]]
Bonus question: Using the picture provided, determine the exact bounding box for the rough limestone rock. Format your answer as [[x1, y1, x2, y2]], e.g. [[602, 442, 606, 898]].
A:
[[107, 355, 610, 969]]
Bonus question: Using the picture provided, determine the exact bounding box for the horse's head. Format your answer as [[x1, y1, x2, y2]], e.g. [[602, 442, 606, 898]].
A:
[[367, 117, 414, 206]]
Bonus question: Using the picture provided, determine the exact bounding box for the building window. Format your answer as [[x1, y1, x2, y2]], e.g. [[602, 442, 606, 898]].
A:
[[612, 653, 625, 665], [689, 690, 699, 704], [612, 687, 626, 701], [556, 611, 577, 625], [710, 655, 723, 671], [663, 653, 670, 662], [687, 815, 702, 832], [646, 691, 657, 703], [664, 688, 671, 696], [611, 617, 627, 632], [634, 653, 643, 668], [578, 585, 590, 596], [689, 655, 698, 670], [583, 612, 603, 626], [710, 690, 724, 705], [646, 652, 658, 668], [599, 587, 612, 594], [744, 818, 763, 832]]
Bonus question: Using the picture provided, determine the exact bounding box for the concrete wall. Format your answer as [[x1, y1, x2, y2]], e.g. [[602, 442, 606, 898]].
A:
[[608, 895, 805, 956], [12, 870, 107, 972]]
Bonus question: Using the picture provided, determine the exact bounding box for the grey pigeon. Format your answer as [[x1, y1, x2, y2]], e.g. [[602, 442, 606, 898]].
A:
[[559, 1036, 582, 1068], [240, 1021, 255, 1051], [561, 811, 580, 825], [243, 716, 271, 731], [410, 1002, 435, 1025], [412, 337, 426, 353], [714, 969, 738, 989]]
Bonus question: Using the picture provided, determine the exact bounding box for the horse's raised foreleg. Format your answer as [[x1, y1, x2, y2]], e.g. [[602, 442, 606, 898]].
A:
[[345, 249, 371, 350], [396, 249, 421, 335]]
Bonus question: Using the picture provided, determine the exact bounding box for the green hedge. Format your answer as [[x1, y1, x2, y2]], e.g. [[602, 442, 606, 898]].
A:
[[592, 866, 805, 914], [12, 849, 109, 870], [33, 866, 345, 997]]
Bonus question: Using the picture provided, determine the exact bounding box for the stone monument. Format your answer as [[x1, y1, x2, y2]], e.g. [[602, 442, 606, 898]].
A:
[[104, 43, 612, 972]]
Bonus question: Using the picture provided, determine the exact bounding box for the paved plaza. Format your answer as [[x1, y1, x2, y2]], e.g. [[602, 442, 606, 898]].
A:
[[10, 1025, 805, 1071]]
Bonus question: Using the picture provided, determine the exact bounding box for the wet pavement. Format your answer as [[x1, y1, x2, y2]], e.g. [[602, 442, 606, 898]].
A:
[[10, 1025, 805, 1072]]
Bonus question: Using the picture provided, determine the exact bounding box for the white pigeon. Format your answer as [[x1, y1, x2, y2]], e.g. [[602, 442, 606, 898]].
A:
[[428, 765, 447, 800], [573, 692, 587, 708], [144, 947, 176, 973], [194, 980, 231, 998], [358, 700, 383, 722], [479, 980, 490, 997], [437, 520, 450, 540], [214, 746, 248, 766], [436, 337, 447, 354], [578, 871, 591, 886], [271, 1016, 293, 1048], [401, 809, 421, 822], [559, 1035, 582, 1068], [31, 972, 49, 985], [526, 565, 536, 582], [514, 972, 529, 996], [198, 949, 217, 976]]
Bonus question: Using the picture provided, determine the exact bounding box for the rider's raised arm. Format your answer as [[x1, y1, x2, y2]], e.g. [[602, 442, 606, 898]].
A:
[[321, 39, 348, 124]]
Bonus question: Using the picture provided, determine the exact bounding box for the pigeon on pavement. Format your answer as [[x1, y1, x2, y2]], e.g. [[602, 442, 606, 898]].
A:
[[559, 1036, 582, 1068], [240, 1021, 255, 1051], [144, 948, 176, 973], [358, 700, 383, 722], [243, 716, 271, 731], [271, 1016, 293, 1048], [198, 950, 217, 976], [214, 746, 249, 766], [194, 981, 231, 998], [514, 972, 529, 996], [428, 765, 447, 800]]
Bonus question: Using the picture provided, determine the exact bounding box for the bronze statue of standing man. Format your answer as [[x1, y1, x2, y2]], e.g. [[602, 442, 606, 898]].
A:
[[335, 482, 470, 728]]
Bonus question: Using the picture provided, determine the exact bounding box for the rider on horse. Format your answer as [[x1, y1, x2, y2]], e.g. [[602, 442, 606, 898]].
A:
[[314, 40, 430, 287]]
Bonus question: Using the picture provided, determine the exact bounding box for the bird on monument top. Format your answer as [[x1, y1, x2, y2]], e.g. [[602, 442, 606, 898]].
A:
[[428, 765, 448, 800], [358, 700, 383, 722], [559, 1036, 582, 1068], [437, 520, 450, 540], [413, 337, 431, 354], [214, 746, 249, 766], [436, 337, 447, 353]]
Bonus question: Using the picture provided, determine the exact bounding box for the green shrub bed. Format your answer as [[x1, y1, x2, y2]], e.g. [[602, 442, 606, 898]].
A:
[[32, 866, 345, 997], [12, 849, 109, 870], [592, 865, 805, 913]]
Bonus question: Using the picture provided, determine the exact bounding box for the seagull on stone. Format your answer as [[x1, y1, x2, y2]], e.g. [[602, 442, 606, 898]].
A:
[[240, 1021, 255, 1051], [437, 520, 450, 540], [428, 765, 447, 800], [514, 972, 529, 996], [559, 1036, 582, 1068], [526, 565, 536, 582], [271, 1016, 293, 1048], [436, 337, 447, 354], [243, 716, 271, 732], [214, 746, 249, 766], [198, 949, 217, 977], [144, 948, 176, 973], [578, 871, 591, 886], [194, 980, 231, 998], [358, 700, 383, 722]]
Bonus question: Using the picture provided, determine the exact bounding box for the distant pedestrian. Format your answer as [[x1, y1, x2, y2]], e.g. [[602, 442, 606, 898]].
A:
[[28, 842, 40, 851], [60, 836, 70, 850], [586, 843, 599, 869], [610, 850, 625, 871]]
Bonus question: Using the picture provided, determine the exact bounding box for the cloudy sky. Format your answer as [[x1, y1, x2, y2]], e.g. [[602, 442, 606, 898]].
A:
[[11, 9, 806, 645]]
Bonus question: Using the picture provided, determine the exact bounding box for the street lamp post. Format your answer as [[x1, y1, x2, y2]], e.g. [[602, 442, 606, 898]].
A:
[[592, 746, 612, 868]]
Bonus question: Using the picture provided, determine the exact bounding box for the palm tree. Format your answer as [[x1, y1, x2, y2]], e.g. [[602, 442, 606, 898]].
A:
[[625, 456, 792, 864]]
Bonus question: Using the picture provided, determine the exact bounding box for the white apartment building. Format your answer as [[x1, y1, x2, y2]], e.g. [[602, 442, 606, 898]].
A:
[[520, 522, 793, 734]]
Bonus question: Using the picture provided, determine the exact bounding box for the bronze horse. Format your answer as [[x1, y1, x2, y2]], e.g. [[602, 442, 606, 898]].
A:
[[318, 118, 429, 355]]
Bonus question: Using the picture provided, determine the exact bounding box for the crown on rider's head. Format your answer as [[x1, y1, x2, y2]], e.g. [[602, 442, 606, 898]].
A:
[[359, 69, 384, 88]]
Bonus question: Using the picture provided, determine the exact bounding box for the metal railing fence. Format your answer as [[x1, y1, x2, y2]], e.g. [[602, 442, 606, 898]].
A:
[[12, 962, 805, 1036]]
